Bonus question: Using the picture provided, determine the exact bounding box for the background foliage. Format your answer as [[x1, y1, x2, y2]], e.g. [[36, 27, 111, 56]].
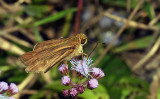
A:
[[0, 0, 160, 99]]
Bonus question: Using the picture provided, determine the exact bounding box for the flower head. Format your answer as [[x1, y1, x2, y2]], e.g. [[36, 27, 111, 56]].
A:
[[70, 88, 78, 97], [62, 89, 70, 97], [91, 68, 99, 77], [78, 86, 85, 94], [88, 78, 98, 89], [70, 57, 93, 78], [61, 76, 71, 86], [59, 57, 105, 97], [97, 69, 105, 80], [7, 83, 18, 96], [91, 68, 105, 80], [58, 64, 69, 75], [0, 81, 8, 93]]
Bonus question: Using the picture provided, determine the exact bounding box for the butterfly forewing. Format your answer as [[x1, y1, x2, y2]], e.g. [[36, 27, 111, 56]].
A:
[[24, 46, 74, 73], [19, 33, 87, 73], [43, 48, 75, 73], [33, 37, 71, 50]]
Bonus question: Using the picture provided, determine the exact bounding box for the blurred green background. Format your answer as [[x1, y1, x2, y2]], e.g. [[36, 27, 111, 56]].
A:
[[0, 0, 160, 99]]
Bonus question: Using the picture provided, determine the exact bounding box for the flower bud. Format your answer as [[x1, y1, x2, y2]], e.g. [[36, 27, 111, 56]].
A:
[[62, 89, 70, 97], [7, 83, 18, 96], [61, 76, 71, 86], [0, 81, 8, 93], [70, 88, 78, 97], [91, 68, 99, 78], [58, 64, 69, 75], [91, 68, 105, 80], [87, 78, 98, 89], [97, 69, 105, 80], [77, 86, 85, 94]]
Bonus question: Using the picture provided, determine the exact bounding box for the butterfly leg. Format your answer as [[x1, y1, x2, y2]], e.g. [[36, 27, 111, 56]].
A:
[[82, 53, 88, 59], [80, 53, 88, 68], [64, 61, 68, 68]]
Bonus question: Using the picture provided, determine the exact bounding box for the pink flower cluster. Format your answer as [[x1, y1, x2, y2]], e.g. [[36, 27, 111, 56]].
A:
[[58, 57, 105, 97], [0, 81, 18, 99]]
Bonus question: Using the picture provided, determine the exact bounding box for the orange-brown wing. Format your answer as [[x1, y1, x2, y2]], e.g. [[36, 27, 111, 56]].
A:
[[19, 34, 82, 73], [19, 36, 78, 73], [33, 37, 71, 50], [43, 48, 74, 73], [19, 45, 75, 73]]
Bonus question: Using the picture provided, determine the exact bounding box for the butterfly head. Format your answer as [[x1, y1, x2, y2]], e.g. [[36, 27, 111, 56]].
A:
[[77, 33, 87, 45]]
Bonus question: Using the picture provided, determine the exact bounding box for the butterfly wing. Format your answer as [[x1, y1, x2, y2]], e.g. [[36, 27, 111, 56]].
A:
[[33, 37, 70, 50], [19, 37, 77, 73]]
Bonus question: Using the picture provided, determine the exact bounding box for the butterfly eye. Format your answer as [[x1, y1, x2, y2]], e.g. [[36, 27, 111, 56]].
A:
[[81, 38, 86, 44]]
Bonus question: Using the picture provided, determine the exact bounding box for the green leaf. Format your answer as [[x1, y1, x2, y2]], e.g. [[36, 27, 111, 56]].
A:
[[62, 13, 73, 37], [24, 5, 50, 18], [0, 65, 12, 72], [32, 27, 43, 42], [119, 76, 149, 93], [158, 87, 160, 99], [92, 54, 130, 98], [78, 84, 109, 99], [32, 0, 45, 4], [113, 36, 152, 53], [8, 70, 27, 83], [98, 54, 131, 81], [121, 89, 131, 99], [33, 8, 77, 27], [101, 0, 138, 8], [45, 80, 70, 92], [29, 90, 46, 99], [144, 2, 155, 19]]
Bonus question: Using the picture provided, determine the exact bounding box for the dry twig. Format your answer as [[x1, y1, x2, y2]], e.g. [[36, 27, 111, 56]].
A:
[[132, 37, 160, 70], [0, 37, 25, 55], [18, 90, 37, 95], [2, 34, 33, 48], [104, 12, 158, 31], [132, 12, 160, 70]]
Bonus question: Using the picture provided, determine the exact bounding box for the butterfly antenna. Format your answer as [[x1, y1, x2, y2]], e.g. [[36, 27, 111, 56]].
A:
[[88, 42, 98, 57], [88, 40, 105, 45], [87, 40, 106, 57]]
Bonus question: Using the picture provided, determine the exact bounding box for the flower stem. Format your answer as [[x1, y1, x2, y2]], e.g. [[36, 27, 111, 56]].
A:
[[74, 0, 83, 35]]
